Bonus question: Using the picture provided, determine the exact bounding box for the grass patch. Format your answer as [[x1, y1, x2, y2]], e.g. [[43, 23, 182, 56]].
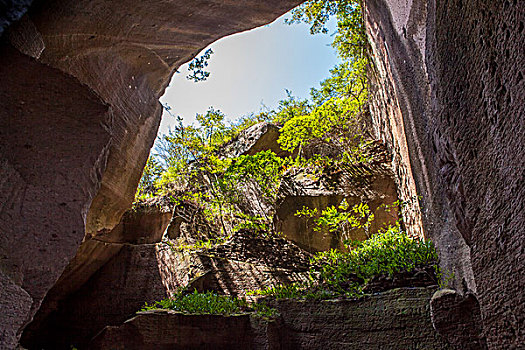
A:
[[140, 289, 278, 317]]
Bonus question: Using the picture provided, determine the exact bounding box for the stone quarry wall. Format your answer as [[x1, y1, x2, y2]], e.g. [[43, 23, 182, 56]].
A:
[[365, 0, 524, 348], [1, 0, 524, 349], [0, 1, 302, 347], [21, 218, 311, 348], [89, 287, 450, 350], [275, 141, 400, 252]]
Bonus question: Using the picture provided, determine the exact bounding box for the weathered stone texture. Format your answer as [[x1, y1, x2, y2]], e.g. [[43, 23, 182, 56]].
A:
[[22, 230, 311, 348], [366, 0, 524, 348], [1, 1, 302, 345], [21, 204, 172, 348], [22, 245, 176, 349], [0, 44, 111, 347], [275, 142, 399, 252], [90, 311, 257, 350], [89, 287, 450, 350], [430, 289, 487, 349], [218, 122, 290, 158], [271, 287, 450, 349]]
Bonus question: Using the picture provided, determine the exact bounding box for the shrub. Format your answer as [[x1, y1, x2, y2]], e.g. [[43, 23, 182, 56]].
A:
[[141, 290, 248, 315], [251, 226, 438, 299]]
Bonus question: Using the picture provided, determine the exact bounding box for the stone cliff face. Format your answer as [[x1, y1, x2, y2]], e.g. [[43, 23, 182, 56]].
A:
[[1, 0, 523, 349], [89, 287, 450, 349], [0, 1, 302, 347], [365, 0, 524, 348], [275, 141, 399, 252]]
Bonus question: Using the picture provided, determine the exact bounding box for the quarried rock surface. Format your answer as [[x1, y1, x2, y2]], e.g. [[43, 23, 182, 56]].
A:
[[0, 0, 33, 35], [22, 202, 171, 349], [430, 289, 487, 350], [366, 0, 524, 347], [22, 229, 311, 348], [90, 311, 258, 350], [274, 141, 399, 252], [90, 287, 450, 350], [1, 0, 302, 345]]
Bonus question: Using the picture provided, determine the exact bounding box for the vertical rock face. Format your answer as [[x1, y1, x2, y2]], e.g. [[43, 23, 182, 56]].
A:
[[88, 287, 451, 350], [365, 0, 524, 348], [0, 45, 112, 348], [0, 0, 302, 347]]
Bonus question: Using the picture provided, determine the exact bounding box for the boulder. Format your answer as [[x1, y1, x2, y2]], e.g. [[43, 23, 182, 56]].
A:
[[218, 122, 290, 159], [430, 289, 487, 349]]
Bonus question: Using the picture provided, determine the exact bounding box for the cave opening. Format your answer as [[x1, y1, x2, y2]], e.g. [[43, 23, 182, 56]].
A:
[[5, 0, 520, 348]]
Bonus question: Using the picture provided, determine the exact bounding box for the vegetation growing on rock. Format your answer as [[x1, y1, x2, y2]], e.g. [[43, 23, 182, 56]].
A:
[[135, 0, 439, 316], [249, 225, 438, 300]]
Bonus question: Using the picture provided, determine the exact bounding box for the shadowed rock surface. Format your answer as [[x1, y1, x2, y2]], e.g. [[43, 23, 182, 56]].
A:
[[430, 289, 487, 350], [89, 287, 450, 350], [365, 0, 524, 347], [1, 0, 523, 348], [0, 0, 33, 35], [0, 0, 302, 346], [21, 202, 173, 349], [0, 44, 112, 348], [21, 228, 311, 348]]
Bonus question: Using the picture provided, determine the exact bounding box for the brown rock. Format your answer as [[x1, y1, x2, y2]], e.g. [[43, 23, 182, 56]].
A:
[[366, 0, 525, 347], [430, 289, 487, 350], [21, 230, 310, 348], [22, 203, 172, 348], [0, 44, 112, 346], [218, 122, 290, 159], [96, 203, 173, 245], [90, 311, 257, 350], [21, 244, 178, 349], [1, 1, 302, 345], [274, 141, 399, 252], [89, 287, 451, 350]]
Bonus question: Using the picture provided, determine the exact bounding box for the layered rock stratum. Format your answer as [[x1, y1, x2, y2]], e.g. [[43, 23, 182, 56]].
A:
[[1, 0, 523, 349], [0, 1, 302, 347]]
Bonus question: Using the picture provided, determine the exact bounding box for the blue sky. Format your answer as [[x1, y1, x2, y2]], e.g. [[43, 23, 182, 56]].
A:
[[158, 12, 340, 134]]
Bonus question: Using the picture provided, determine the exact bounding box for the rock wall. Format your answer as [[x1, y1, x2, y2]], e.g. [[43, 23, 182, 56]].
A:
[[89, 287, 450, 349], [365, 0, 524, 348], [0, 1, 302, 347], [21, 229, 311, 348]]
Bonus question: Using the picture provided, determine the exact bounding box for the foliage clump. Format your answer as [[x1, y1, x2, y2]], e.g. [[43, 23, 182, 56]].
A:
[[141, 290, 247, 315], [249, 226, 438, 300], [140, 289, 278, 318]]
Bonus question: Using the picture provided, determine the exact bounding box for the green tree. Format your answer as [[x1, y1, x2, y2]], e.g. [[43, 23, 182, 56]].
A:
[[286, 0, 367, 61], [187, 48, 214, 82]]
